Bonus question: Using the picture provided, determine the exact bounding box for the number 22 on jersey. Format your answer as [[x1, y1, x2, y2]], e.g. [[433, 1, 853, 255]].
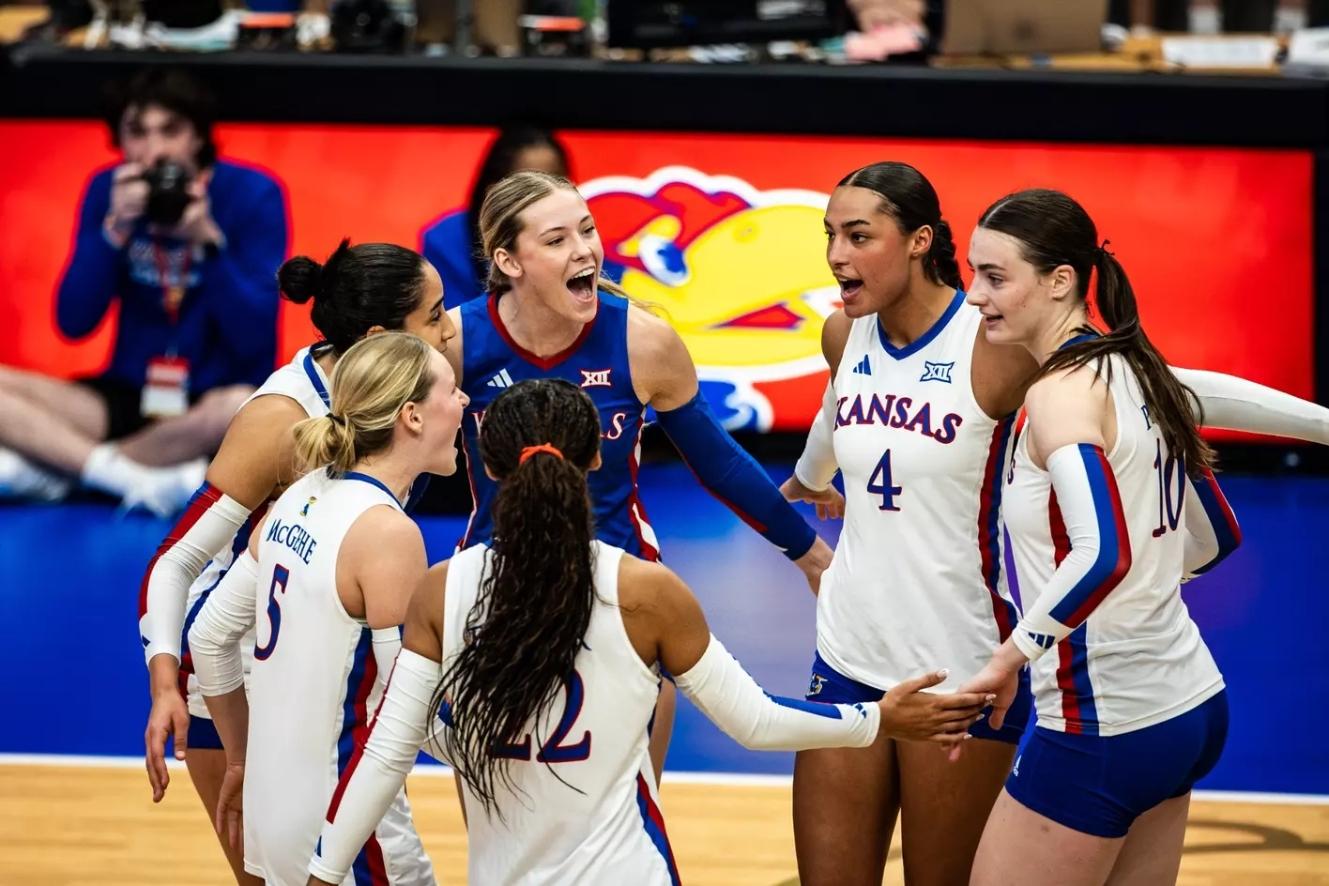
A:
[[493, 669, 592, 763]]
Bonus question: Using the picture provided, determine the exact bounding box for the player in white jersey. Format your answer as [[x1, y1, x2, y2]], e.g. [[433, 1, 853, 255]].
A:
[[307, 378, 993, 886], [139, 240, 452, 884], [779, 162, 1329, 886], [958, 189, 1242, 885], [188, 332, 467, 885]]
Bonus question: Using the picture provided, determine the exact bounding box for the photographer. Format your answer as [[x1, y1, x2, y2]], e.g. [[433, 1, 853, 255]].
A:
[[0, 67, 287, 516]]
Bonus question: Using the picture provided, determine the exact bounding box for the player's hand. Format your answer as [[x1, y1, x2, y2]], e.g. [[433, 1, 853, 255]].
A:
[[215, 760, 246, 852], [144, 687, 189, 803], [780, 475, 845, 521], [956, 657, 1020, 733], [793, 535, 834, 595], [105, 162, 149, 246], [877, 669, 993, 748]]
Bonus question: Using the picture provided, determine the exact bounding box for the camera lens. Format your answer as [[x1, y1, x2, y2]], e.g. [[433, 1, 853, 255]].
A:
[[144, 161, 193, 226]]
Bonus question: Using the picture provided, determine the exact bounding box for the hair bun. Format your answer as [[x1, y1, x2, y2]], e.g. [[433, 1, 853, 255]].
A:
[[278, 255, 324, 304]]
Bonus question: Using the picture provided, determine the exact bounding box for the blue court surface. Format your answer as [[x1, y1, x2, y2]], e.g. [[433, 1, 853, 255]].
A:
[[1, 464, 1325, 795]]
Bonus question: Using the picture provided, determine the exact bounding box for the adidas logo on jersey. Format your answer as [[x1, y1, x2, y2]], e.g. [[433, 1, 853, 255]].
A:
[[851, 355, 871, 376], [1024, 630, 1056, 650], [920, 361, 955, 383], [487, 369, 515, 389]]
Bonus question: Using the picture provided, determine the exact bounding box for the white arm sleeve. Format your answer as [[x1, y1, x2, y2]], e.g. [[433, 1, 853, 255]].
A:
[[674, 634, 878, 751], [1011, 444, 1132, 662], [139, 487, 251, 666], [187, 552, 260, 697], [793, 381, 839, 492], [310, 649, 440, 885], [1172, 366, 1329, 444]]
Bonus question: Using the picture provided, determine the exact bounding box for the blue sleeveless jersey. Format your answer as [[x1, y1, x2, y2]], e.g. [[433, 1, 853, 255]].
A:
[[459, 293, 658, 559]]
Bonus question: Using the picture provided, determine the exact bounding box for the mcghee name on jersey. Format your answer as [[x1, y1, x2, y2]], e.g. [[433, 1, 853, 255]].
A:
[[835, 392, 964, 445], [264, 516, 318, 565]]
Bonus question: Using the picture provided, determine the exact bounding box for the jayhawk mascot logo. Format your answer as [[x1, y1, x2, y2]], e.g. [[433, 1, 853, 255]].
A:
[[583, 167, 837, 432]]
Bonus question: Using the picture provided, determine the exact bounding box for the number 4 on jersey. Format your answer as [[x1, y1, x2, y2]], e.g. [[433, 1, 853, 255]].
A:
[[867, 449, 903, 511]]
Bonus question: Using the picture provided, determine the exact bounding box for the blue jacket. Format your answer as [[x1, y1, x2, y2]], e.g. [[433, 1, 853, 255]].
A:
[[57, 160, 287, 392], [421, 209, 485, 310]]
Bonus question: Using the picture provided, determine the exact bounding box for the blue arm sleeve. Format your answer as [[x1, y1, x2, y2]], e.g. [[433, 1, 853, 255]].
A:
[[56, 172, 122, 339], [1185, 467, 1242, 577], [201, 177, 286, 381], [655, 390, 817, 560]]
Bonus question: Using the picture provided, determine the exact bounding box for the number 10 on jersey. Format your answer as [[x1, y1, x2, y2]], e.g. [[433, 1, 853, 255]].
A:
[[868, 449, 903, 511]]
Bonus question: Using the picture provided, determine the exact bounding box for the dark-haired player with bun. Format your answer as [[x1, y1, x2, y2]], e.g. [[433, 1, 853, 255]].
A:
[[138, 239, 452, 884]]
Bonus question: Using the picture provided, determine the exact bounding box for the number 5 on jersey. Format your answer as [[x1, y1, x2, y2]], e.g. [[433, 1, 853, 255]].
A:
[[868, 449, 903, 511], [254, 564, 290, 661]]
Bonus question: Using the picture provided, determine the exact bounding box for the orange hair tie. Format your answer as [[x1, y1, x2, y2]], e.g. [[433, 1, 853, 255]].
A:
[[518, 443, 564, 465]]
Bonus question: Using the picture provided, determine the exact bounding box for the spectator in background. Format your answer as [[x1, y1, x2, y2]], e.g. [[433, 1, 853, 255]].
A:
[[0, 67, 287, 516], [421, 124, 571, 309]]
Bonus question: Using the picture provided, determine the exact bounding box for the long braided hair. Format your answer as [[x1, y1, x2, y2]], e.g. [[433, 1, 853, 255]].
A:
[[430, 378, 603, 814]]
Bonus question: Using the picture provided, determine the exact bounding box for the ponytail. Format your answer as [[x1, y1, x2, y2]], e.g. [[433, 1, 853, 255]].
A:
[[1042, 247, 1214, 473], [926, 218, 964, 290], [292, 413, 358, 475], [432, 379, 602, 816], [290, 333, 436, 477], [980, 188, 1220, 474]]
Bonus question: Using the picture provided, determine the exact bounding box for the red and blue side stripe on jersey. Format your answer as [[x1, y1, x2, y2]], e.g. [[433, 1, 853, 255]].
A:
[[978, 415, 1018, 640], [328, 628, 389, 885], [1189, 467, 1242, 575], [1056, 624, 1098, 736], [1047, 490, 1100, 735], [635, 772, 680, 886]]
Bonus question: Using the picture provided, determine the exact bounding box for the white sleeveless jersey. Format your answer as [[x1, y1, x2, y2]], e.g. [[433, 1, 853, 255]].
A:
[[817, 293, 1018, 692], [1003, 354, 1224, 736], [243, 469, 432, 886], [182, 345, 332, 719], [443, 541, 678, 886]]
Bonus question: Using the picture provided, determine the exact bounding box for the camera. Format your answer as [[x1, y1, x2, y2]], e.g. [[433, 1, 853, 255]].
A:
[[141, 160, 193, 226]]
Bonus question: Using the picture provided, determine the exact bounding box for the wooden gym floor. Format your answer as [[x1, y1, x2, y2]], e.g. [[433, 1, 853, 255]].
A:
[[3, 760, 1326, 885]]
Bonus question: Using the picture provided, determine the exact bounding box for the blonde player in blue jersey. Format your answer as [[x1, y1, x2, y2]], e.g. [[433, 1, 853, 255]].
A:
[[780, 162, 1329, 886], [139, 240, 453, 885], [187, 332, 467, 885], [957, 189, 1239, 885], [305, 378, 994, 886], [444, 170, 836, 780]]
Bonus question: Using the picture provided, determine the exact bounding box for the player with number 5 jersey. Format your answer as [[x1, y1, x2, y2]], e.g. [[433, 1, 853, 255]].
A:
[[307, 379, 994, 886], [187, 333, 468, 886]]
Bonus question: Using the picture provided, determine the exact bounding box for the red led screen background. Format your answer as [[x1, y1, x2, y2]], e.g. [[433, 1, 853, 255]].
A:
[[0, 122, 1311, 430]]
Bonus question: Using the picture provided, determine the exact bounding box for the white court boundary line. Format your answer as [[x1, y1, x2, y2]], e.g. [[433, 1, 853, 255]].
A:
[[2, 753, 1326, 806]]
